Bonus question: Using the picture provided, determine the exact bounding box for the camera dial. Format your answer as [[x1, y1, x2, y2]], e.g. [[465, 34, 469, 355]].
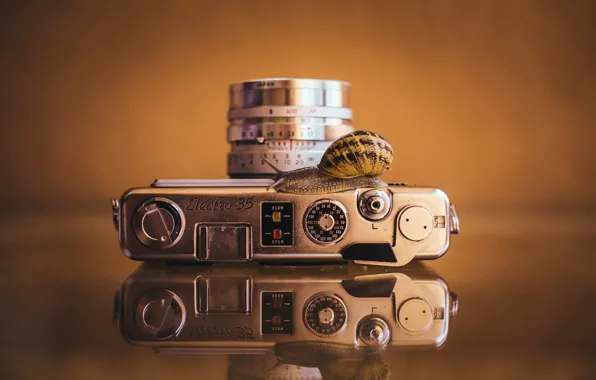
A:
[[133, 197, 185, 249], [135, 290, 186, 339], [304, 200, 349, 245], [303, 293, 348, 336], [398, 298, 433, 333]]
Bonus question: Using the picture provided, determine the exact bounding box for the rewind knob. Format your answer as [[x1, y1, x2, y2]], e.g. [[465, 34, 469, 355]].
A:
[[135, 291, 186, 339], [133, 197, 185, 249]]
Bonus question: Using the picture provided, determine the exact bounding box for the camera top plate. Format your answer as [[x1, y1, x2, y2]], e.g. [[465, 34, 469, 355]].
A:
[[116, 182, 457, 267]]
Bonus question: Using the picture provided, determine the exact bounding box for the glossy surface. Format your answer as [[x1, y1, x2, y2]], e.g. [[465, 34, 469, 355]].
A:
[[118, 263, 450, 347], [1, 211, 595, 379]]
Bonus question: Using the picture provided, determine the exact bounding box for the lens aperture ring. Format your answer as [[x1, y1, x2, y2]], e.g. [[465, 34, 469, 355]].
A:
[[227, 122, 353, 142]]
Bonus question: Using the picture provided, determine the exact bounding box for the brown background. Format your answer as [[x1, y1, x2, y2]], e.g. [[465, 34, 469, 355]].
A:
[[2, 1, 596, 379], [2, 0, 595, 213]]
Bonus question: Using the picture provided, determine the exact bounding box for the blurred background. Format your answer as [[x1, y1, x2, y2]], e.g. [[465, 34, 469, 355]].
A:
[[2, 0, 595, 213], [1, 1, 596, 379]]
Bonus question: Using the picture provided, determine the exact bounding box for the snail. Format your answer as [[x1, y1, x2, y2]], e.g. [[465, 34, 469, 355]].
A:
[[264, 130, 393, 194]]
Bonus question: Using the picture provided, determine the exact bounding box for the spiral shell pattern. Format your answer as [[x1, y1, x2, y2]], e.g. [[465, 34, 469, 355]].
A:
[[317, 131, 393, 178]]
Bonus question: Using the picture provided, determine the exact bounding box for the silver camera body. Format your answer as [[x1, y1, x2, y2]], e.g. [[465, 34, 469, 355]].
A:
[[113, 78, 459, 266], [115, 264, 457, 349], [114, 179, 458, 267]]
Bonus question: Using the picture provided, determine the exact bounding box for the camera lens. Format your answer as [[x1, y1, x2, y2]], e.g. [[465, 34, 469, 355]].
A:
[[227, 78, 353, 178]]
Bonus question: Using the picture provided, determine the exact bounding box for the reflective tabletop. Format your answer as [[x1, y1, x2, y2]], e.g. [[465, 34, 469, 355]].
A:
[[2, 211, 596, 379]]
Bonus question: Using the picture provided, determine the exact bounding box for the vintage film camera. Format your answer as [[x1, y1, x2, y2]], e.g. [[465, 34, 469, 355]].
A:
[[112, 79, 459, 266], [114, 263, 458, 351]]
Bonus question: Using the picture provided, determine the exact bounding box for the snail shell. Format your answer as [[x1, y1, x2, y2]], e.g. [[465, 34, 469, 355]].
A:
[[266, 130, 393, 195], [318, 130, 393, 178]]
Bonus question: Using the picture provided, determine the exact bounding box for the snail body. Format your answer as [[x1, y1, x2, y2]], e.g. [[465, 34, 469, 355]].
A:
[[269, 167, 388, 194], [266, 131, 393, 195]]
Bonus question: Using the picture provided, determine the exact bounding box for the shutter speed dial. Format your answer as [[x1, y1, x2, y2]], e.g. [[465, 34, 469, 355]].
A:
[[304, 200, 349, 245], [133, 197, 185, 249], [303, 293, 348, 336]]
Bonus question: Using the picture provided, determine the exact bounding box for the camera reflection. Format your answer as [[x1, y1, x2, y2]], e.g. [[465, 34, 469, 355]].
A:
[[114, 262, 457, 378]]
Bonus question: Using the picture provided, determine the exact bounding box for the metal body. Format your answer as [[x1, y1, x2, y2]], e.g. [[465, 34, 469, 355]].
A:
[[115, 263, 457, 350], [115, 179, 458, 267], [227, 78, 353, 177]]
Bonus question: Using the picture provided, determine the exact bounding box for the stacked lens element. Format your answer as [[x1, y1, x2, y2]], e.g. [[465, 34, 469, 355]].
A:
[[227, 78, 353, 178]]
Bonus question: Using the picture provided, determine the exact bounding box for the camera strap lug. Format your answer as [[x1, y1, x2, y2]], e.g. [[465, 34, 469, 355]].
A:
[[111, 198, 120, 231], [449, 204, 459, 234]]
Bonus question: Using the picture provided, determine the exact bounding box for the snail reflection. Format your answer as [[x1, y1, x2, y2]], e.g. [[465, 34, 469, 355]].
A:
[[114, 263, 457, 361], [226, 345, 391, 380]]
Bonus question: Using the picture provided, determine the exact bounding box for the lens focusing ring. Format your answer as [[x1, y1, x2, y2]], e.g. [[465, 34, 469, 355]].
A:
[[229, 78, 350, 109], [227, 78, 354, 178]]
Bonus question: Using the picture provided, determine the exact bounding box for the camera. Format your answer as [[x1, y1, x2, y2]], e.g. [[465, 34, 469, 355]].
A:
[[112, 78, 459, 266], [114, 263, 458, 350], [114, 180, 458, 266]]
